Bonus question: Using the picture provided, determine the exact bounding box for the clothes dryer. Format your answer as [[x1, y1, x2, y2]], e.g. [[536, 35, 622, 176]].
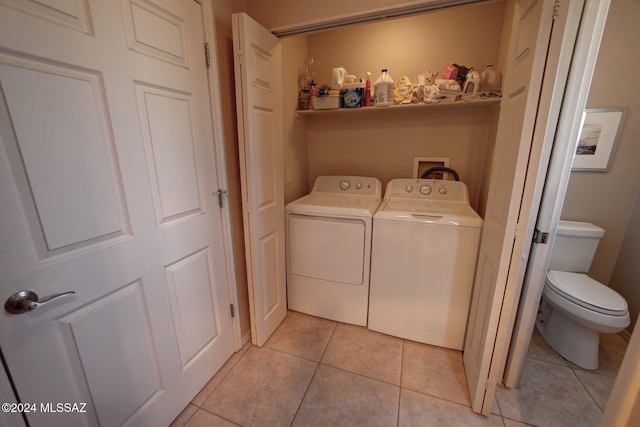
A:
[[286, 176, 382, 325], [368, 179, 483, 349]]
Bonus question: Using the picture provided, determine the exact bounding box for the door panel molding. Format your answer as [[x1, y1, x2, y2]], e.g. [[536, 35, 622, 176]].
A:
[[122, 0, 189, 68], [2, 0, 93, 35], [58, 280, 162, 427], [0, 52, 131, 259]]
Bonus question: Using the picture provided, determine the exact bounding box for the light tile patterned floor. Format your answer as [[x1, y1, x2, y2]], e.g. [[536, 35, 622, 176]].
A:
[[171, 311, 627, 427]]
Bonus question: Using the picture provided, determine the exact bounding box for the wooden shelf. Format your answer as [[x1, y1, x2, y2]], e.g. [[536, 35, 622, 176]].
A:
[[295, 97, 500, 118]]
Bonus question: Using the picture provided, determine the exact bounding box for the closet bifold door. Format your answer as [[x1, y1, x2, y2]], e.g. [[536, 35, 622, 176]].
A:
[[232, 12, 286, 346]]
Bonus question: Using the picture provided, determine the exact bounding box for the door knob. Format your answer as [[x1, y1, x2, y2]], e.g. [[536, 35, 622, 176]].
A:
[[5, 290, 76, 314]]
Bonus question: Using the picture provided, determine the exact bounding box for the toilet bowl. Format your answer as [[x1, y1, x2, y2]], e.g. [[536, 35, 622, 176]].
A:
[[535, 221, 630, 370], [537, 271, 629, 369]]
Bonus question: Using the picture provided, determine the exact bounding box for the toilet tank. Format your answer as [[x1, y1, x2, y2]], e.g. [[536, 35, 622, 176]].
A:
[[549, 220, 605, 272]]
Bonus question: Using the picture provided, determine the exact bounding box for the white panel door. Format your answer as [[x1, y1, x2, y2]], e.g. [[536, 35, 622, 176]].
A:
[[232, 13, 287, 346], [504, 0, 611, 388], [0, 1, 234, 426], [463, 0, 556, 415]]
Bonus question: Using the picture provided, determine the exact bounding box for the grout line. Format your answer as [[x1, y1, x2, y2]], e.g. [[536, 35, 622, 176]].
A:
[[319, 361, 402, 388], [317, 324, 403, 387], [401, 383, 475, 410], [517, 355, 607, 424], [261, 319, 338, 364], [493, 390, 503, 416], [502, 414, 540, 426], [318, 320, 338, 362], [285, 312, 339, 427], [396, 339, 404, 427], [526, 353, 570, 367], [170, 404, 198, 427], [191, 341, 252, 408], [569, 367, 606, 413], [403, 387, 501, 415], [198, 406, 243, 426], [317, 322, 405, 388], [263, 343, 324, 363], [288, 356, 322, 427]]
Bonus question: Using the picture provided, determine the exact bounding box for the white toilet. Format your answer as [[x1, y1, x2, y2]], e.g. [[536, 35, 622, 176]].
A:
[[536, 220, 630, 370]]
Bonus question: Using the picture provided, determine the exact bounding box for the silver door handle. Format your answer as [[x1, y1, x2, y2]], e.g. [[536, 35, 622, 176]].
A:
[[215, 189, 227, 208], [5, 290, 76, 314]]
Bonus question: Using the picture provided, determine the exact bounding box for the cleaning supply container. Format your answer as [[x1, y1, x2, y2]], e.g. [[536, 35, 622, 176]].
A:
[[364, 72, 372, 107], [331, 66, 347, 90], [374, 69, 394, 107], [481, 65, 501, 92], [342, 82, 365, 108]]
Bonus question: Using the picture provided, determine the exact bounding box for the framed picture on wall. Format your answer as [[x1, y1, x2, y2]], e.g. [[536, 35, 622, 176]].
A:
[[572, 108, 627, 171]]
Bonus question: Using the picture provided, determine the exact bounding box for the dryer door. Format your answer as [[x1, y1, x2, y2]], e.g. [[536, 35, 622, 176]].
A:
[[288, 214, 366, 286]]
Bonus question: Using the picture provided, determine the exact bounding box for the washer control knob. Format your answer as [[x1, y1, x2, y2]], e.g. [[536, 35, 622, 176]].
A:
[[405, 185, 414, 193], [340, 180, 350, 190], [439, 187, 447, 194], [355, 181, 363, 190], [419, 185, 432, 195]]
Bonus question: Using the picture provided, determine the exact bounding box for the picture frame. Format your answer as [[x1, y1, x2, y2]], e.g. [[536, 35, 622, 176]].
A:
[[572, 108, 627, 171]]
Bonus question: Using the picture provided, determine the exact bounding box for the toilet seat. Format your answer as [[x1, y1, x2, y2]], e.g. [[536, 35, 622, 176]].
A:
[[545, 270, 628, 316]]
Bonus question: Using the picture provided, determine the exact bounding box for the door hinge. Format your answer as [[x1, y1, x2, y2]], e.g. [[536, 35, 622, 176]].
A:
[[230, 303, 235, 318], [237, 50, 242, 65], [204, 42, 211, 67], [215, 189, 227, 208], [533, 228, 549, 244], [553, 0, 560, 20]]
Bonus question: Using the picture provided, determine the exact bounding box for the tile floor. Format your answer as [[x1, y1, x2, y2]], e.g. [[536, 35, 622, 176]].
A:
[[170, 311, 628, 427]]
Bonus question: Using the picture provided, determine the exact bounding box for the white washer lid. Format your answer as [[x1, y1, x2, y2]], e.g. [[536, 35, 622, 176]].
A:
[[546, 270, 628, 315], [374, 199, 483, 227]]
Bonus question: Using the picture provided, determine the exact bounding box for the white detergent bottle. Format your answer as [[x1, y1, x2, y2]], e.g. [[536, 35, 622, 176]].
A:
[[374, 69, 394, 107], [481, 65, 502, 92]]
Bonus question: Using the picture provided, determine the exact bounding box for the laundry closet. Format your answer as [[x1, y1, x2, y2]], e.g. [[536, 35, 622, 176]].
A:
[[233, 0, 574, 415], [280, 1, 509, 214]]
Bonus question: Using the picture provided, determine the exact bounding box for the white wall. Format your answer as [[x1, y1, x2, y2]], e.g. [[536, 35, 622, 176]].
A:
[[301, 1, 506, 211], [560, 0, 640, 331], [307, 1, 506, 87], [282, 36, 311, 203], [305, 106, 497, 210], [610, 192, 640, 333]]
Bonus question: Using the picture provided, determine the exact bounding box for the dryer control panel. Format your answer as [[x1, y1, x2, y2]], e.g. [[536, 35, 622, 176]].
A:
[[312, 175, 382, 198], [384, 179, 469, 203]]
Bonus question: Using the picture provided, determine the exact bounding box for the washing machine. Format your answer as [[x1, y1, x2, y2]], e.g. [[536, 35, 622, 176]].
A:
[[285, 176, 382, 326], [368, 178, 483, 350]]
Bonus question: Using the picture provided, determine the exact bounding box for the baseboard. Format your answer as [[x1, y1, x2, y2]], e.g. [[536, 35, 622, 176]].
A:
[[241, 330, 251, 346], [620, 328, 632, 342]]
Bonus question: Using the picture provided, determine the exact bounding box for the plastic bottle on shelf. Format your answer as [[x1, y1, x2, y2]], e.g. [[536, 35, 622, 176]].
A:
[[364, 72, 372, 107], [374, 69, 394, 107], [481, 65, 502, 92]]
